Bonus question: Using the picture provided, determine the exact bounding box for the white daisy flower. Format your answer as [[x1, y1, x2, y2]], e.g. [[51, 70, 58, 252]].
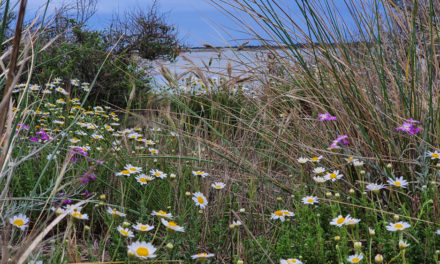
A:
[[117, 226, 134, 237], [133, 223, 154, 232], [309, 156, 323, 163], [347, 254, 363, 263], [330, 215, 349, 227], [9, 214, 29, 230], [345, 157, 358, 164], [386, 221, 410, 232], [151, 210, 173, 219], [135, 174, 154, 185], [71, 79, 80, 86], [345, 216, 361, 225], [191, 252, 215, 260], [127, 241, 157, 259], [366, 183, 384, 193], [71, 210, 89, 220], [302, 196, 319, 205], [387, 176, 408, 188], [324, 170, 343, 182], [107, 207, 126, 217], [312, 167, 326, 174], [124, 164, 142, 174], [270, 210, 295, 222], [280, 259, 303, 264], [297, 157, 308, 164], [426, 150, 440, 160], [150, 169, 167, 179], [192, 192, 208, 209], [192, 170, 209, 178], [211, 182, 226, 189], [161, 218, 184, 232], [148, 148, 159, 155], [312, 176, 327, 183]]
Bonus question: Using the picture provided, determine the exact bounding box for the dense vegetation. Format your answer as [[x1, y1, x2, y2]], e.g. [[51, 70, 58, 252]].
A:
[[2, 0, 440, 263]]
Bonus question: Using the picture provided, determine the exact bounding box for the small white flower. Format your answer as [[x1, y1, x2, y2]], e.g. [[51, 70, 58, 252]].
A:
[[312, 167, 326, 174], [302, 196, 319, 205], [192, 192, 208, 209], [192, 170, 209, 178], [297, 157, 308, 164], [387, 176, 408, 188], [324, 170, 343, 182], [117, 226, 134, 237], [347, 254, 363, 263], [211, 182, 226, 189], [191, 252, 215, 259], [9, 214, 29, 230], [133, 223, 154, 232], [386, 221, 410, 232], [127, 241, 157, 259]]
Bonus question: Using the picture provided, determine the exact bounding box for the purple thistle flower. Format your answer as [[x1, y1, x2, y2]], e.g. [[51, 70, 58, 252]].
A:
[[318, 113, 337, 121], [29, 137, 38, 142]]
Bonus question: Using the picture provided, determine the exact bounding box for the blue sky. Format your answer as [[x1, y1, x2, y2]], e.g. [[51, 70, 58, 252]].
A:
[[27, 0, 362, 47]]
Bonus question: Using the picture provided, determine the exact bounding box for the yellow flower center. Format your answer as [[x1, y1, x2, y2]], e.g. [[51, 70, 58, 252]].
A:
[[287, 260, 297, 264], [433, 153, 439, 158], [351, 257, 360, 263], [13, 219, 24, 227], [155, 172, 161, 176], [216, 185, 222, 188], [122, 170, 130, 175], [336, 217, 345, 224], [72, 212, 82, 218], [129, 168, 137, 171], [168, 221, 178, 227], [348, 157, 354, 162], [307, 198, 314, 203], [330, 173, 337, 179], [274, 210, 284, 216], [139, 177, 147, 183], [198, 253, 208, 256], [394, 181, 401, 186], [136, 247, 149, 257], [197, 196, 205, 204], [120, 229, 129, 236], [311, 157, 319, 161], [394, 223, 403, 229], [196, 171, 203, 175], [158, 210, 167, 215], [140, 225, 148, 230]]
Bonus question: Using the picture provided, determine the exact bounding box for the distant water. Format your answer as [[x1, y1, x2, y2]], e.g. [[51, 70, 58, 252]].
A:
[[150, 48, 284, 85]]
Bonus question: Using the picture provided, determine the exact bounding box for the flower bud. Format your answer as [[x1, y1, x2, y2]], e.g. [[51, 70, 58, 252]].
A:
[[326, 192, 332, 197], [354, 241, 362, 248], [334, 236, 340, 241], [100, 194, 106, 200], [166, 243, 174, 249], [276, 197, 282, 201], [360, 170, 366, 175], [369, 228, 375, 236], [185, 191, 191, 196], [237, 260, 244, 264], [374, 254, 383, 263], [386, 163, 392, 168], [170, 173, 176, 179], [334, 193, 340, 198], [239, 208, 245, 213], [123, 221, 130, 227], [199, 209, 204, 214], [393, 214, 399, 221], [349, 189, 355, 194], [84, 225, 90, 231]]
